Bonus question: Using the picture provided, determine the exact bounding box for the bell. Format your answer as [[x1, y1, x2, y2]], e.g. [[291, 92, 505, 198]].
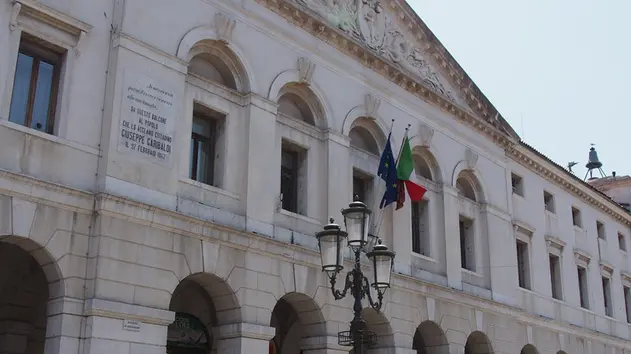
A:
[[585, 147, 603, 170]]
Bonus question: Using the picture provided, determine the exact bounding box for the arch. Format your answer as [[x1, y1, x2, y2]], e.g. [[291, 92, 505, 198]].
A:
[[363, 307, 395, 349], [411, 146, 442, 184], [268, 69, 333, 128], [413, 320, 449, 354], [170, 272, 242, 325], [556, 351, 567, 354], [177, 26, 252, 92], [347, 116, 387, 155], [520, 344, 539, 354], [270, 292, 326, 354], [0, 236, 65, 354], [452, 163, 486, 203], [342, 105, 389, 142], [464, 331, 493, 354], [275, 82, 328, 129]]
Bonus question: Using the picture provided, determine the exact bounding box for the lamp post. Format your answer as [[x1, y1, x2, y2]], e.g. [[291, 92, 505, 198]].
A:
[[315, 197, 395, 354]]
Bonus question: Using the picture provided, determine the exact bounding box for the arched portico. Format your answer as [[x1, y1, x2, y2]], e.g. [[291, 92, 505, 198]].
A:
[[270, 292, 327, 354], [168, 273, 242, 353], [412, 320, 449, 354], [0, 236, 64, 354], [520, 344, 539, 354], [464, 331, 493, 354], [363, 307, 394, 353]]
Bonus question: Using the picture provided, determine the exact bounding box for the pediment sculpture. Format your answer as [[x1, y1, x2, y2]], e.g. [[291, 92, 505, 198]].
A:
[[298, 0, 456, 102]]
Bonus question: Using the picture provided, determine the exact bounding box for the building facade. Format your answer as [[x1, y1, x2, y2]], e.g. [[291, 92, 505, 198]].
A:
[[1, 0, 631, 353]]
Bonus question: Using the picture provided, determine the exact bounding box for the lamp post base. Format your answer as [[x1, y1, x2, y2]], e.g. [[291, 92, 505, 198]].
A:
[[337, 330, 377, 349]]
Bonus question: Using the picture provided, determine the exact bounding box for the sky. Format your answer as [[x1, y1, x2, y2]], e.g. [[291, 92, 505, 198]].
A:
[[407, 0, 631, 177]]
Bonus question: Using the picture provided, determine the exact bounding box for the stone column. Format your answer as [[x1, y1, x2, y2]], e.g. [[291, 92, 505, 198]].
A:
[[244, 94, 279, 237], [81, 298, 174, 354], [216, 323, 276, 354], [442, 186, 462, 290], [42, 297, 83, 354]]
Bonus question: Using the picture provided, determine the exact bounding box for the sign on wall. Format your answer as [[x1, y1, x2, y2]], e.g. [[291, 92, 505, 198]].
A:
[[117, 69, 176, 166]]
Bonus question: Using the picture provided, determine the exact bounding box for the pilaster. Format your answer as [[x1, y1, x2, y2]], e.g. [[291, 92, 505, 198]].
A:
[[244, 94, 278, 236], [486, 205, 518, 306], [43, 297, 83, 354], [326, 131, 351, 220], [443, 186, 462, 289], [392, 201, 412, 276]]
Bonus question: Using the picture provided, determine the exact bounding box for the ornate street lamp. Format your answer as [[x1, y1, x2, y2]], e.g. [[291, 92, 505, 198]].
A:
[[315, 197, 396, 354]]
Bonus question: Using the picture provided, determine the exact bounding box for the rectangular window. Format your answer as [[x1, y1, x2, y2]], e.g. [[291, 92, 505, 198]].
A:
[[511, 173, 524, 196], [459, 216, 475, 272], [9, 33, 64, 134], [619, 232, 627, 251], [602, 276, 612, 317], [577, 266, 589, 309], [516, 240, 530, 289], [549, 254, 562, 300], [624, 286, 631, 323], [597, 221, 606, 240], [572, 207, 582, 228], [280, 141, 306, 215], [190, 104, 224, 186], [543, 191, 555, 213], [411, 199, 430, 257]]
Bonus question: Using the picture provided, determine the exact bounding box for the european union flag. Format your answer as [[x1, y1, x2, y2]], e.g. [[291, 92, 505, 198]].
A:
[[378, 133, 398, 209]]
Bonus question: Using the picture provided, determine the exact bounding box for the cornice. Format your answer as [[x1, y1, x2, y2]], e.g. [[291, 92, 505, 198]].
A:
[[508, 145, 631, 228], [253, 0, 516, 149]]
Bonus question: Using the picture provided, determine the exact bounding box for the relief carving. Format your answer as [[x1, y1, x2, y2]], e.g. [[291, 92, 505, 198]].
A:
[[465, 148, 478, 169], [297, 57, 316, 84], [418, 122, 434, 147], [299, 0, 455, 100], [215, 12, 236, 43], [364, 93, 381, 118]]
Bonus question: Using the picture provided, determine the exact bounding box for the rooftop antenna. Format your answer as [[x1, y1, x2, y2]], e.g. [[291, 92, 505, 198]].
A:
[[584, 143, 606, 181], [567, 162, 578, 174]]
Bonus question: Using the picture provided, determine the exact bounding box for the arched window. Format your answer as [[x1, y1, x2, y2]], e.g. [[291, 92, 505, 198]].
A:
[[278, 92, 315, 126], [189, 53, 237, 90], [349, 126, 379, 155], [456, 176, 477, 202]]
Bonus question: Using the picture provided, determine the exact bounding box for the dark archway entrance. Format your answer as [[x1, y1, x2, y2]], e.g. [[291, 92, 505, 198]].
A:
[[0, 240, 55, 354], [413, 321, 449, 354], [464, 331, 493, 354]]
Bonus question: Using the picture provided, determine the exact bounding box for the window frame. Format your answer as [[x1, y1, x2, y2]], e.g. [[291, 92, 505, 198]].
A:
[[571, 206, 582, 228], [516, 239, 531, 290], [9, 35, 63, 134], [511, 173, 524, 196], [549, 253, 563, 300], [189, 105, 222, 187], [577, 266, 589, 309], [543, 191, 555, 214]]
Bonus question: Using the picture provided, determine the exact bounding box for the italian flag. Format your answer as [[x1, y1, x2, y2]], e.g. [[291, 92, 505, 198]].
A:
[[395, 135, 427, 210]]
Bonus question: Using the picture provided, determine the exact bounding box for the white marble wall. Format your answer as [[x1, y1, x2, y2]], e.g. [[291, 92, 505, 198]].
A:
[[1, 0, 631, 353]]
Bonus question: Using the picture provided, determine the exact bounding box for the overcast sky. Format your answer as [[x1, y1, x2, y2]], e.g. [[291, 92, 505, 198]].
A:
[[408, 0, 631, 177]]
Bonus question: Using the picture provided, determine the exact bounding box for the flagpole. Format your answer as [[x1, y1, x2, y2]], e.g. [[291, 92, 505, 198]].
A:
[[373, 119, 395, 241]]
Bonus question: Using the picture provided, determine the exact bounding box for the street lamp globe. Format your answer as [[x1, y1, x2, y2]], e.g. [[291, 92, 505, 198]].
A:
[[341, 197, 372, 252], [366, 239, 396, 291], [315, 218, 347, 278]]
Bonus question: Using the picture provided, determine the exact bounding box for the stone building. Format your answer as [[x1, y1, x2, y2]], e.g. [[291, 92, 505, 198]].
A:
[[1, 0, 630, 353]]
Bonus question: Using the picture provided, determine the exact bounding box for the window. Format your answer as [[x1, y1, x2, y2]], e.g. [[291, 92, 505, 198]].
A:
[[571, 207, 582, 228], [543, 191, 555, 213], [596, 221, 606, 240], [412, 199, 430, 257], [511, 173, 523, 196], [189, 104, 224, 186], [602, 276, 612, 317], [577, 266, 589, 309], [516, 240, 530, 289], [549, 254, 562, 300], [459, 216, 475, 272], [280, 141, 306, 214], [624, 286, 631, 323], [619, 232, 627, 251], [352, 170, 373, 205], [9, 33, 64, 134]]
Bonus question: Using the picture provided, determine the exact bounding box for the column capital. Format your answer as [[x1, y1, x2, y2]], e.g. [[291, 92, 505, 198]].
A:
[[218, 323, 276, 341]]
